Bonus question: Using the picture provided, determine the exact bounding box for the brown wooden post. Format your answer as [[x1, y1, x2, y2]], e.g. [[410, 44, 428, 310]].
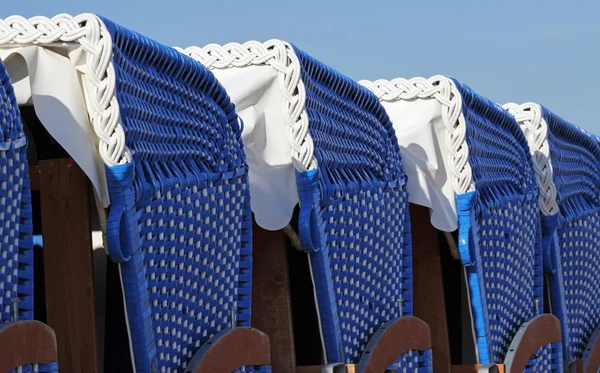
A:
[[569, 362, 584, 373], [411, 204, 452, 373], [39, 158, 99, 373], [251, 221, 297, 373]]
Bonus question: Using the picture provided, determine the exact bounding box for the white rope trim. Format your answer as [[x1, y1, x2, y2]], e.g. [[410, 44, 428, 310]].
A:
[[0, 13, 130, 166], [175, 41, 317, 172], [503, 102, 558, 216], [359, 76, 473, 194]]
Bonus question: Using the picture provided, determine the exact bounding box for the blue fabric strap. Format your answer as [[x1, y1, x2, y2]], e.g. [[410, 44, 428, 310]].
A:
[[541, 214, 559, 274], [457, 191, 476, 266], [297, 169, 323, 254], [105, 162, 139, 263]]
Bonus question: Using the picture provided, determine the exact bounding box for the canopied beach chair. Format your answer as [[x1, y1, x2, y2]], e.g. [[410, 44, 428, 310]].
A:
[[178, 41, 433, 372], [361, 77, 563, 372], [0, 14, 271, 373], [504, 102, 600, 373], [0, 58, 58, 373]]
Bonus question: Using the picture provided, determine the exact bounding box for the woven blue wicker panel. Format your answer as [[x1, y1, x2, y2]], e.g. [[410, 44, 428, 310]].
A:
[[9, 363, 59, 373], [543, 107, 600, 361], [396, 349, 433, 372], [453, 79, 543, 364], [523, 342, 563, 372], [101, 19, 266, 373], [294, 46, 430, 370], [233, 366, 272, 373], [0, 60, 34, 322]]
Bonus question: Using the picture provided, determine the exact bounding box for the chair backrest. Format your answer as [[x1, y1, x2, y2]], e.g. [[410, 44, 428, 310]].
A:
[[505, 102, 600, 364], [1, 14, 258, 372], [178, 41, 428, 369], [291, 47, 424, 369], [97, 18, 261, 373], [361, 76, 547, 365], [455, 79, 545, 364], [544, 108, 600, 361]]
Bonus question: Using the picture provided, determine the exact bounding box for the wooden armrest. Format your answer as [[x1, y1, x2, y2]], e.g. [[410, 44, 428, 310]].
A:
[[0, 320, 57, 372], [355, 316, 431, 373], [184, 327, 270, 373], [503, 314, 561, 373], [296, 317, 430, 373]]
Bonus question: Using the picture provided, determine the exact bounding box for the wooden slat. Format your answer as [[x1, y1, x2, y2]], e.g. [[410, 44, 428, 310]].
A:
[[569, 361, 584, 373], [29, 164, 40, 191], [411, 204, 452, 373], [251, 222, 297, 373], [39, 158, 99, 373]]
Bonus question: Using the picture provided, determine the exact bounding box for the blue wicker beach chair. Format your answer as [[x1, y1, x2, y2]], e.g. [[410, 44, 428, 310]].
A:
[[179, 41, 433, 372], [505, 102, 600, 373], [0, 14, 271, 373], [361, 77, 563, 372], [0, 58, 58, 373]]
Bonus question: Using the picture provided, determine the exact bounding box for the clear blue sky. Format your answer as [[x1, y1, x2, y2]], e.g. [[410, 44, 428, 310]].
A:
[[5, 0, 599, 133]]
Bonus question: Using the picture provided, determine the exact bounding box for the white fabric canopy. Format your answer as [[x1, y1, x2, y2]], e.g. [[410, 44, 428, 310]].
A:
[[212, 66, 299, 231], [0, 46, 110, 207], [381, 98, 457, 232], [0, 48, 458, 232], [215, 67, 458, 232]]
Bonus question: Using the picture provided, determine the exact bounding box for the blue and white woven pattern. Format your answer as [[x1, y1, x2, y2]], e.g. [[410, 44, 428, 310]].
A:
[[294, 47, 430, 371], [523, 342, 563, 372], [453, 80, 544, 364], [101, 19, 268, 373], [543, 107, 600, 361], [0, 57, 33, 323], [8, 363, 60, 373], [1, 59, 58, 373]]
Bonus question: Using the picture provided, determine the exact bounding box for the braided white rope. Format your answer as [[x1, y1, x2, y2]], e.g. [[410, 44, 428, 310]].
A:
[[503, 102, 558, 216], [175, 41, 317, 172], [0, 13, 130, 166], [359, 76, 473, 194]]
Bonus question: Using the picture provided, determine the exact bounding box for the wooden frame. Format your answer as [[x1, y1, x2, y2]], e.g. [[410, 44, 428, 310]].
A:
[[355, 316, 431, 373], [0, 320, 58, 373], [452, 314, 562, 373], [503, 314, 561, 372], [411, 204, 452, 373], [31, 158, 99, 373], [252, 223, 297, 372], [185, 327, 271, 373]]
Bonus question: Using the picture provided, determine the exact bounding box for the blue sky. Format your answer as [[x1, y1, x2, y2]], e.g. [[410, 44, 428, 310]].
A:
[[5, 0, 599, 132]]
